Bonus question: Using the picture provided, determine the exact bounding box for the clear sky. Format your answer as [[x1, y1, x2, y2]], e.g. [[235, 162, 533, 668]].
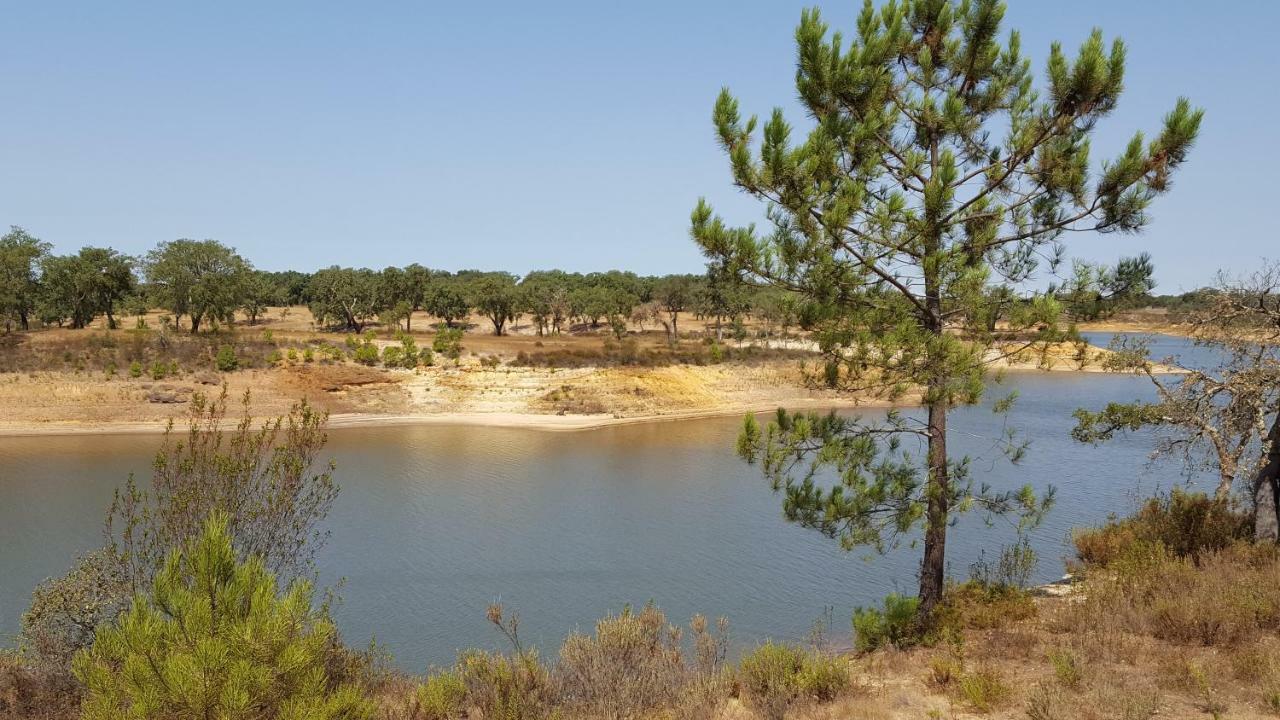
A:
[[0, 1, 1274, 292]]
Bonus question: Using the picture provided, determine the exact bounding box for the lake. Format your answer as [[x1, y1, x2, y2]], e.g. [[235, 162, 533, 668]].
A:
[[0, 333, 1219, 670]]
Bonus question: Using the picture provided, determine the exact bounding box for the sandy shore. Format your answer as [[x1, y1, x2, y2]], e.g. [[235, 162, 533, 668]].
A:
[[0, 331, 1180, 439], [0, 396, 893, 437]]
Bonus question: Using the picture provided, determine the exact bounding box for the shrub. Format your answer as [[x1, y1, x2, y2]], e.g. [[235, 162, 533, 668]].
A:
[[853, 593, 920, 652], [1047, 647, 1082, 689], [304, 347, 315, 363], [956, 665, 1011, 713], [936, 580, 1037, 632], [288, 348, 299, 362], [457, 650, 552, 720], [555, 604, 729, 719], [353, 341, 380, 366], [737, 642, 849, 720], [215, 345, 239, 371], [382, 345, 405, 368], [416, 670, 466, 720], [107, 390, 338, 587], [969, 536, 1037, 590], [129, 360, 142, 378], [19, 550, 129, 674], [433, 327, 463, 363], [72, 514, 373, 720], [149, 360, 168, 380], [1073, 489, 1250, 567], [1060, 541, 1280, 649]]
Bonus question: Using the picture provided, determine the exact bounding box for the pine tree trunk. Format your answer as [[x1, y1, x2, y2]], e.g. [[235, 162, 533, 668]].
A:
[[919, 392, 949, 617], [1254, 412, 1280, 543]]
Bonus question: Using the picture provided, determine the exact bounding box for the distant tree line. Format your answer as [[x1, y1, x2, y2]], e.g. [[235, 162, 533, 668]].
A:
[[0, 227, 807, 339], [1, 225, 1182, 339]]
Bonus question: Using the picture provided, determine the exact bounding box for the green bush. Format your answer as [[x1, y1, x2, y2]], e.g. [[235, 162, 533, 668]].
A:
[[737, 642, 848, 720], [129, 361, 142, 378], [72, 514, 372, 720], [433, 327, 463, 363], [457, 649, 552, 720], [149, 360, 168, 380], [304, 347, 315, 363], [215, 345, 239, 371], [853, 592, 920, 652], [353, 341, 379, 366], [382, 345, 404, 368], [416, 670, 466, 720]]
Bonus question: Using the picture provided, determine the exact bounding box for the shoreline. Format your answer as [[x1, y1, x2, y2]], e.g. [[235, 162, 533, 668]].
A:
[[0, 396, 891, 438]]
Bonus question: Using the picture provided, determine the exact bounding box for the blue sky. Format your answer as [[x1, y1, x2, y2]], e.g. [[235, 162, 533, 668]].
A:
[[0, 1, 1274, 292]]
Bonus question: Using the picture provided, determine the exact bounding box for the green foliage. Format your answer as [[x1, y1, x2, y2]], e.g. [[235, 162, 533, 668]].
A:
[[693, 0, 1199, 612], [381, 345, 404, 368], [956, 665, 1011, 712], [149, 360, 169, 380], [853, 593, 921, 652], [129, 360, 142, 378], [308, 266, 383, 332], [37, 247, 136, 329], [215, 344, 239, 371], [433, 326, 463, 363], [353, 340, 379, 366], [72, 514, 373, 720], [424, 282, 470, 328], [737, 642, 849, 720], [145, 239, 250, 333], [0, 226, 51, 331], [737, 409, 1053, 554], [471, 272, 521, 335], [416, 671, 466, 720]]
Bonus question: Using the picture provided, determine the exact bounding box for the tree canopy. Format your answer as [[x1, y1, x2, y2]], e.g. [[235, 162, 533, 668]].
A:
[[693, 0, 1201, 615]]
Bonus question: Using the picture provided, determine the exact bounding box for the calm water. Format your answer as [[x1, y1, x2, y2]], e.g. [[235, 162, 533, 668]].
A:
[[0, 333, 1218, 670]]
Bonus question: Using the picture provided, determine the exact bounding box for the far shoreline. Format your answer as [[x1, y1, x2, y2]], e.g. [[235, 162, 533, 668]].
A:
[[0, 397, 890, 438]]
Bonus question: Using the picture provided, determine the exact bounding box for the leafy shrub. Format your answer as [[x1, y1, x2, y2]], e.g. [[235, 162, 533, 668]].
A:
[[433, 327, 463, 363], [215, 345, 239, 371], [1073, 489, 1250, 567], [288, 348, 299, 362], [72, 514, 373, 720], [304, 347, 315, 363], [416, 670, 466, 720], [353, 341, 380, 366], [956, 665, 1011, 712], [382, 345, 405, 368], [853, 593, 920, 652], [1048, 647, 1083, 689], [737, 642, 849, 720], [457, 649, 552, 720], [129, 360, 142, 378], [149, 360, 168, 379]]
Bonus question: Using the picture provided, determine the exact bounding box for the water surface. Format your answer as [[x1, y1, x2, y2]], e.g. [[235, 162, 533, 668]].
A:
[[0, 333, 1216, 669]]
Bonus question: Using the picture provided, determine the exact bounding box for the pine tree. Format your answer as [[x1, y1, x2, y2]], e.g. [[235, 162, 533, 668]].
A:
[[72, 513, 372, 720], [692, 0, 1201, 616]]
